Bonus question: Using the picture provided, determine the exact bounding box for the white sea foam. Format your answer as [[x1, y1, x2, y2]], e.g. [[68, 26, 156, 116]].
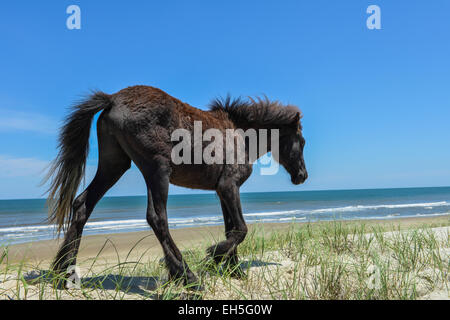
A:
[[0, 224, 54, 233], [243, 201, 450, 218], [356, 212, 450, 220], [1, 201, 449, 244]]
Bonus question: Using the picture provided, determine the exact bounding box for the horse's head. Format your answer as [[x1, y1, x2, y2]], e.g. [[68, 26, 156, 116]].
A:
[[278, 112, 308, 185], [210, 95, 308, 185]]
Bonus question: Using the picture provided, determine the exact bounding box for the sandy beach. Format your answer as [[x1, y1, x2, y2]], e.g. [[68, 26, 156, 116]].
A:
[[1, 215, 449, 300], [5, 215, 448, 265]]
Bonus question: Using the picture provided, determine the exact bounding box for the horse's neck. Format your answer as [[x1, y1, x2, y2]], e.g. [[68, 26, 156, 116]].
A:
[[239, 126, 273, 161]]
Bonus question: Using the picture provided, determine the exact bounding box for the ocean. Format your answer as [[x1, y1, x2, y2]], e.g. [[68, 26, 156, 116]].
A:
[[0, 187, 449, 245]]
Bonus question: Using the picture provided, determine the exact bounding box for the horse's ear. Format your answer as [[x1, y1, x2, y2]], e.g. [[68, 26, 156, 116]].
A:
[[292, 112, 301, 126]]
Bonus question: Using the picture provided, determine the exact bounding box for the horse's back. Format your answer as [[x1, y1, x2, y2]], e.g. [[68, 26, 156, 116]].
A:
[[111, 86, 182, 110], [99, 85, 244, 190], [106, 85, 234, 132]]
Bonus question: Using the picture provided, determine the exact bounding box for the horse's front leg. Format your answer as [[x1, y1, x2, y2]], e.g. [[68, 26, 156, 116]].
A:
[[213, 198, 239, 264], [207, 182, 248, 277], [141, 163, 201, 290]]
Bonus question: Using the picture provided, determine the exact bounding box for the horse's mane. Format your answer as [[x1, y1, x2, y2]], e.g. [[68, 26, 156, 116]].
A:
[[209, 95, 302, 129]]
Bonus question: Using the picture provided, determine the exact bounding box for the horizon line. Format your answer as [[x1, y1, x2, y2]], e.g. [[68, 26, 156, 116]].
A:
[[1, 185, 450, 201]]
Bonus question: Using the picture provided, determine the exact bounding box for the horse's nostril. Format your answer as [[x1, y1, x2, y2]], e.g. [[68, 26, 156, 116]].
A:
[[291, 174, 305, 185]]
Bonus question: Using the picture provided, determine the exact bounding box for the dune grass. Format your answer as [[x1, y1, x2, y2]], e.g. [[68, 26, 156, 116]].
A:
[[0, 219, 449, 300]]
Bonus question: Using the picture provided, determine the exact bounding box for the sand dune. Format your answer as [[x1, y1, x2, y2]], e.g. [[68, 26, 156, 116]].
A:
[[1, 215, 449, 300]]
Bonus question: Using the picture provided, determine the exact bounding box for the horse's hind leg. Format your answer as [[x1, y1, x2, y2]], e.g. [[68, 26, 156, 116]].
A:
[[52, 122, 131, 274]]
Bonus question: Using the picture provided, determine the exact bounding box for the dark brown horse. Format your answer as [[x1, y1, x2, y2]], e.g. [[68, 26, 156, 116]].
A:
[[45, 85, 307, 289]]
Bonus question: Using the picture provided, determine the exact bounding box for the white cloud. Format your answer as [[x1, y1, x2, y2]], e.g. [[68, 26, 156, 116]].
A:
[[0, 109, 58, 135], [0, 155, 50, 178]]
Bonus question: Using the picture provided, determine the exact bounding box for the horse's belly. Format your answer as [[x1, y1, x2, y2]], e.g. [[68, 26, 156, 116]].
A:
[[169, 164, 223, 190]]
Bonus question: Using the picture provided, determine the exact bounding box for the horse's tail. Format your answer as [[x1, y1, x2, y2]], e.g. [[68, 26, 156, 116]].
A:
[[44, 91, 113, 234]]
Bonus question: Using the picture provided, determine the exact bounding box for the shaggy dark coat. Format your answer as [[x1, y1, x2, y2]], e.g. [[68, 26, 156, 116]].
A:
[[46, 85, 307, 287]]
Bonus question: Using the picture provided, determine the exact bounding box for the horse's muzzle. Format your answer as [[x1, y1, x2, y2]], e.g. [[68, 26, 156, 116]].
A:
[[291, 170, 308, 185]]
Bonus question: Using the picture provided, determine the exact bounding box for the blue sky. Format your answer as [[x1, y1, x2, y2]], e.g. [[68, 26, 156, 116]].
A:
[[0, 1, 449, 199]]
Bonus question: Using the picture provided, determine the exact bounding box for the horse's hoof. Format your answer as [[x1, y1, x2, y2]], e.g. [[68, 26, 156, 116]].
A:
[[200, 257, 219, 274], [50, 264, 64, 275], [183, 275, 204, 292], [50, 276, 69, 290]]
